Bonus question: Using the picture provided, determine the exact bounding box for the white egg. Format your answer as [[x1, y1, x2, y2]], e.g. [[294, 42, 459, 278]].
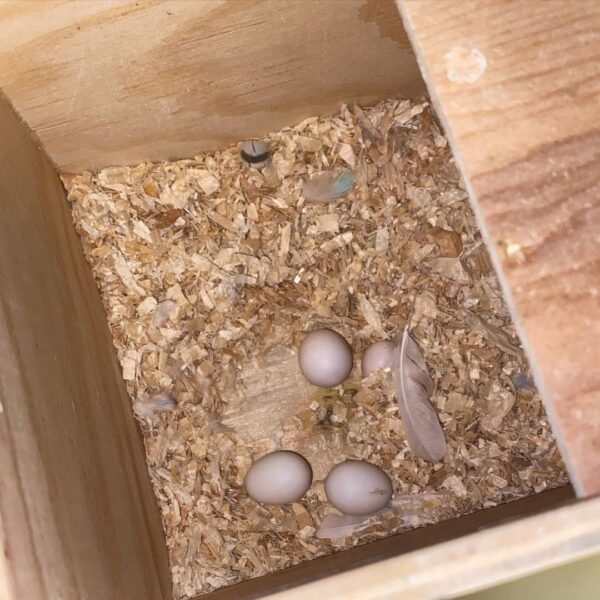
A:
[[324, 460, 393, 515], [298, 329, 353, 387], [361, 340, 397, 377], [244, 451, 312, 505]]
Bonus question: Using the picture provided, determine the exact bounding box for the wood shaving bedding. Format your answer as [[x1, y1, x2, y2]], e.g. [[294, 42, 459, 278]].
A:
[[64, 98, 568, 599]]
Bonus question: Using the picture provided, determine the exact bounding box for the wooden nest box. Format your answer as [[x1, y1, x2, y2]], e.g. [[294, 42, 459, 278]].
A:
[[0, 1, 598, 599]]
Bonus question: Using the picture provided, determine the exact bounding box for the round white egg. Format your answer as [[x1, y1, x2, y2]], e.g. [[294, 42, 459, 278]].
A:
[[324, 460, 393, 515], [361, 340, 396, 377], [244, 451, 312, 505], [298, 329, 353, 387]]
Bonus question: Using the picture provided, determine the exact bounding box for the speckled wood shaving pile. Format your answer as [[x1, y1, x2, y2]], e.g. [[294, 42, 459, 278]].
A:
[[64, 98, 568, 599]]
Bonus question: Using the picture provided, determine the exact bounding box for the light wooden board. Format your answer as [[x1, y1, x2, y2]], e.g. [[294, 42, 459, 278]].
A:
[[0, 94, 171, 599], [206, 486, 575, 600], [260, 490, 600, 600], [398, 0, 600, 496], [0, 0, 424, 173]]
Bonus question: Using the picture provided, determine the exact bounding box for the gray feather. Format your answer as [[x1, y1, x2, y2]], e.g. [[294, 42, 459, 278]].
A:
[[393, 327, 447, 462]]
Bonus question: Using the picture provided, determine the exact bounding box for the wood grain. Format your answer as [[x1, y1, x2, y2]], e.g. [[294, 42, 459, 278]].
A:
[[0, 0, 424, 173], [222, 347, 355, 481], [398, 0, 600, 496], [222, 347, 314, 445], [206, 486, 576, 600], [0, 94, 171, 599]]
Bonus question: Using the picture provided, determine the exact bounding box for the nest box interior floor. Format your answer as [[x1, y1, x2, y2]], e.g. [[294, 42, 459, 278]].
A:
[[63, 98, 568, 599]]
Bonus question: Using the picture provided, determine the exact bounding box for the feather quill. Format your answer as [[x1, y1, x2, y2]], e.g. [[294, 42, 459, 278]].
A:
[[302, 169, 354, 203], [393, 327, 447, 462], [316, 513, 376, 539], [316, 493, 444, 539]]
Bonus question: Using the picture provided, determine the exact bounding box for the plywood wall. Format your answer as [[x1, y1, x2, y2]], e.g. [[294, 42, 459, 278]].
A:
[[399, 0, 600, 496], [0, 94, 171, 599], [0, 0, 424, 172]]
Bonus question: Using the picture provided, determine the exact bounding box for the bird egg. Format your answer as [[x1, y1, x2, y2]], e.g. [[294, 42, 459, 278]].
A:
[[244, 451, 312, 505], [324, 460, 393, 515], [298, 329, 352, 387], [361, 340, 397, 377]]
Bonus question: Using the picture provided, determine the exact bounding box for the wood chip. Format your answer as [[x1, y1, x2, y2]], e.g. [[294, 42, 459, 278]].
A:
[[358, 294, 385, 336], [338, 143, 356, 167], [318, 213, 340, 234]]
